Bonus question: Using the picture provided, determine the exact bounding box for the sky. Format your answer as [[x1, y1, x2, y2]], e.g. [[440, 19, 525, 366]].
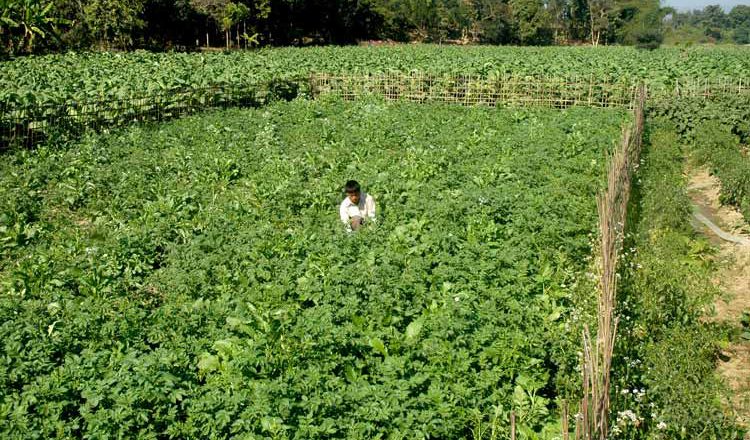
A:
[[663, 0, 749, 12]]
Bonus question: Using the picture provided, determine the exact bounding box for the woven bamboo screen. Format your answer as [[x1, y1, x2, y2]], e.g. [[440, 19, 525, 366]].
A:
[[310, 72, 641, 109]]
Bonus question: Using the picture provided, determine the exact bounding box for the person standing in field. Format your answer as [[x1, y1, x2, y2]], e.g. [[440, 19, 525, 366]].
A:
[[340, 180, 376, 232]]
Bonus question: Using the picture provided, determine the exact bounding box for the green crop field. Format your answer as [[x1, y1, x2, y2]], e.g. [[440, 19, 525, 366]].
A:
[[2, 44, 749, 440], [0, 99, 629, 438], [2, 45, 750, 106]]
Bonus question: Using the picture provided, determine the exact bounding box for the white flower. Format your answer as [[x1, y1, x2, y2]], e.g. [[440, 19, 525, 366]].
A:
[[657, 421, 667, 430], [617, 410, 638, 425]]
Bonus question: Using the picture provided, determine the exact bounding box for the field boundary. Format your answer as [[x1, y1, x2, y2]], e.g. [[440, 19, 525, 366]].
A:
[[576, 85, 645, 440], [670, 77, 750, 99], [310, 72, 640, 109], [4, 72, 748, 150]]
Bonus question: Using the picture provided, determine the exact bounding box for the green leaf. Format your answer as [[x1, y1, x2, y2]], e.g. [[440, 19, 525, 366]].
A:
[[226, 316, 252, 334], [344, 363, 357, 382], [546, 309, 562, 322], [212, 339, 235, 358], [405, 319, 423, 341], [197, 353, 220, 373], [369, 338, 387, 357]]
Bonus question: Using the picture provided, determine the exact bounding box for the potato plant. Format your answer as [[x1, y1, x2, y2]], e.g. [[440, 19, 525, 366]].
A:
[[0, 99, 629, 438]]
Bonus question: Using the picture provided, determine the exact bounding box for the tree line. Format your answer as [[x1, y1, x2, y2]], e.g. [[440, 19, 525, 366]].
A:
[[0, 0, 745, 56], [664, 5, 750, 45]]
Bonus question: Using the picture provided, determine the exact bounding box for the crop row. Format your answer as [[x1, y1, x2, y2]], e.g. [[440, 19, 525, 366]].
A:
[[693, 122, 750, 222], [648, 91, 750, 224], [2, 45, 750, 107]]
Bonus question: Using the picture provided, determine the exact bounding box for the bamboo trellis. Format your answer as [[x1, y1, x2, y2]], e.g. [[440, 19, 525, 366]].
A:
[[670, 77, 750, 98], [310, 72, 641, 109], [311, 72, 750, 106], [5, 72, 748, 150]]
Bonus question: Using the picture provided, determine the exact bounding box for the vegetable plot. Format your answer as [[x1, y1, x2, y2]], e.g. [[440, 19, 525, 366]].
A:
[[0, 99, 628, 438], [2, 46, 750, 106]]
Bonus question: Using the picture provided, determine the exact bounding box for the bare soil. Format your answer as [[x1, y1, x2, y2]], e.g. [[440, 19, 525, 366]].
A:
[[688, 167, 750, 433]]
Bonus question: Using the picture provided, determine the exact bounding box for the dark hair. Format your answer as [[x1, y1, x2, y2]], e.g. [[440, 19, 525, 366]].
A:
[[344, 180, 361, 193]]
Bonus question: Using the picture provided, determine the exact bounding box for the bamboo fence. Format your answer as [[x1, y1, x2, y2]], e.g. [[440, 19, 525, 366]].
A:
[[4, 72, 748, 150], [310, 72, 641, 109], [575, 85, 646, 440], [311, 72, 750, 106], [669, 77, 750, 98]]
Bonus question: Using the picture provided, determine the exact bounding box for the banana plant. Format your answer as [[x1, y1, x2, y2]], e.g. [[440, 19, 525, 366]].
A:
[[0, 0, 59, 54]]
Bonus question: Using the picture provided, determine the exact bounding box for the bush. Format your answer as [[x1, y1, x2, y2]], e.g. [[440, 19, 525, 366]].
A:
[[733, 25, 750, 44], [634, 29, 664, 50]]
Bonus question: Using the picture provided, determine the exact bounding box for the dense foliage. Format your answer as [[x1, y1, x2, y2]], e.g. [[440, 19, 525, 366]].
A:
[[0, 99, 628, 438], [2, 45, 750, 107], [664, 4, 750, 45], [649, 93, 750, 144], [1, 0, 668, 55], [692, 121, 750, 224], [648, 92, 750, 224]]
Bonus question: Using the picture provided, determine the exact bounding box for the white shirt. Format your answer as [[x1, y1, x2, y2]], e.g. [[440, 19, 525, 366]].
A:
[[340, 192, 376, 227]]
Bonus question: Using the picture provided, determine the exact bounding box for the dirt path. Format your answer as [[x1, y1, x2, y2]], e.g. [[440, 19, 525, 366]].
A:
[[688, 167, 750, 433]]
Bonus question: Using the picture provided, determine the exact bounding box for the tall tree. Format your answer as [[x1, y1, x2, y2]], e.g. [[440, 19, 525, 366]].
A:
[[509, 0, 552, 44], [546, 0, 571, 43], [701, 4, 726, 39], [616, 0, 664, 49], [82, 0, 145, 49], [729, 4, 750, 27], [190, 0, 229, 46], [587, 0, 613, 45], [729, 5, 750, 43], [567, 0, 590, 41]]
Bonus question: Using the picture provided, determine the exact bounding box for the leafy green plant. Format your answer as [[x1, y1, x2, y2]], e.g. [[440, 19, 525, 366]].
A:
[[0, 99, 628, 438], [741, 310, 750, 341], [3, 46, 750, 107], [691, 120, 750, 223], [0, 0, 60, 55]]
